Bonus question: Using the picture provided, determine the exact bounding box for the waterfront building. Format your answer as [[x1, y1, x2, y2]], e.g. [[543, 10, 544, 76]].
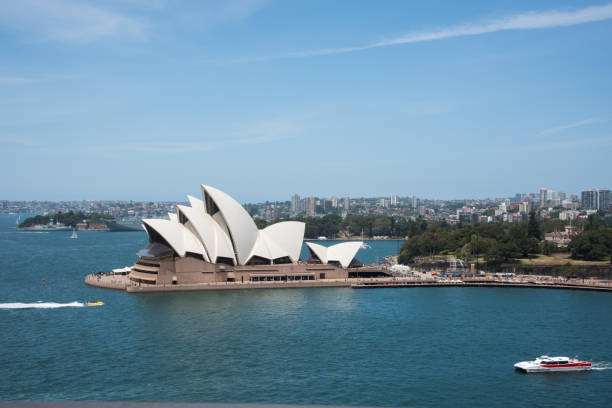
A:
[[123, 184, 374, 290]]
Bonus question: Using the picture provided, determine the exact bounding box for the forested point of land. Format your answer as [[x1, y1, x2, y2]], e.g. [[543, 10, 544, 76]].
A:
[[19, 211, 112, 228], [261, 212, 612, 266]]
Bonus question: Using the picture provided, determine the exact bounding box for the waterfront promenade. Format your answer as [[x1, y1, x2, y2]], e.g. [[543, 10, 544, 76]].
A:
[[85, 272, 612, 292]]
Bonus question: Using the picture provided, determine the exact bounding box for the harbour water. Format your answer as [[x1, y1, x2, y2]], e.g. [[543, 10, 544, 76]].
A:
[[1, 214, 611, 406]]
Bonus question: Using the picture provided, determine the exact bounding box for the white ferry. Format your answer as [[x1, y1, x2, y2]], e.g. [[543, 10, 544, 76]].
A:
[[514, 355, 591, 373]]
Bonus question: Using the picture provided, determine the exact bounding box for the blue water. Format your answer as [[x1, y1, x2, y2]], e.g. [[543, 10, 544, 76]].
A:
[[1, 213, 611, 406]]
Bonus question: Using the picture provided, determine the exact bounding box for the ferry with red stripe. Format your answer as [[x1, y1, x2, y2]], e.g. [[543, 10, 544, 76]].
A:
[[515, 355, 591, 373]]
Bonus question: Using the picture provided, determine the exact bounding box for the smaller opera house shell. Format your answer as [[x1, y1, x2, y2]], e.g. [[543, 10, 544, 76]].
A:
[[128, 185, 364, 287]]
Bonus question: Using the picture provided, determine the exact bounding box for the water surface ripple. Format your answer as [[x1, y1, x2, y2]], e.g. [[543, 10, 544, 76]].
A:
[[0, 214, 610, 407]]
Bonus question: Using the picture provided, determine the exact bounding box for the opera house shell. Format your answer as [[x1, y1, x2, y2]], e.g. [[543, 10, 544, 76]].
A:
[[127, 184, 365, 289]]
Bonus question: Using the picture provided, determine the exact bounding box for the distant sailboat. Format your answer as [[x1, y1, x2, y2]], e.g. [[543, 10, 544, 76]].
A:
[[16, 216, 20, 225], [360, 228, 371, 249], [70, 228, 78, 239]]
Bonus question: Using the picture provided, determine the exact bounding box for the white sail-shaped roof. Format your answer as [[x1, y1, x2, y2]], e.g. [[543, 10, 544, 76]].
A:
[[187, 195, 206, 213], [306, 241, 362, 268], [177, 203, 235, 265], [245, 229, 291, 264], [202, 184, 258, 265], [140, 184, 308, 266], [262, 221, 305, 262], [142, 218, 205, 258], [305, 242, 328, 264]]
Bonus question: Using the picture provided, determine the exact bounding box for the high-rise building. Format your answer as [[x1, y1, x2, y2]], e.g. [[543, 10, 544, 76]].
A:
[[307, 196, 316, 216], [344, 195, 349, 212], [582, 189, 597, 210], [291, 194, 300, 213], [519, 202, 530, 214], [583, 188, 611, 210], [330, 196, 338, 208], [557, 191, 566, 201], [540, 188, 554, 206], [390, 195, 398, 206], [411, 195, 417, 209], [599, 189, 611, 210], [321, 199, 333, 212]]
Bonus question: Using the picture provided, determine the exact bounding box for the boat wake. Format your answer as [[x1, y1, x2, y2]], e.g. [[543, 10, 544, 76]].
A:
[[0, 301, 84, 309], [591, 362, 612, 371]]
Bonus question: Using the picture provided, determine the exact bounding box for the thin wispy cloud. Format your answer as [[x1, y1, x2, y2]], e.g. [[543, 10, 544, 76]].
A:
[[0, 115, 307, 154], [0, 75, 81, 86], [520, 136, 612, 152], [0, 0, 147, 43], [209, 3, 612, 63], [113, 134, 293, 154], [0, 77, 37, 85], [0, 136, 40, 147], [93, 117, 304, 154], [538, 117, 607, 136]]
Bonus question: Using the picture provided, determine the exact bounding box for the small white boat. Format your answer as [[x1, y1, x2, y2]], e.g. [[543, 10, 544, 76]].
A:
[[514, 355, 591, 373], [70, 228, 78, 239]]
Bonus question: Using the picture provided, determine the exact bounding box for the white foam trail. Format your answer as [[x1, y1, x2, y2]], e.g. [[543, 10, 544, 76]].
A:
[[0, 301, 84, 309], [591, 362, 612, 371]]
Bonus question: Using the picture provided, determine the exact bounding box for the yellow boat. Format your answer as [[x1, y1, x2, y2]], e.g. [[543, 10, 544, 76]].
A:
[[85, 301, 104, 307]]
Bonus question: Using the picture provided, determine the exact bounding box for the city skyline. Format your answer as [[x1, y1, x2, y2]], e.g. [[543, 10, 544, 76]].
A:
[[1, 1, 611, 201], [1, 184, 610, 204]]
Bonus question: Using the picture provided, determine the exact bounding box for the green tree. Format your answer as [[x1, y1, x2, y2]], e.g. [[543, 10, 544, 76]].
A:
[[540, 240, 556, 255], [569, 229, 612, 261], [373, 217, 392, 236], [527, 211, 541, 240]]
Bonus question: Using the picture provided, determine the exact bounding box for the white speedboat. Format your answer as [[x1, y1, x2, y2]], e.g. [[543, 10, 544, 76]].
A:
[[514, 355, 591, 373]]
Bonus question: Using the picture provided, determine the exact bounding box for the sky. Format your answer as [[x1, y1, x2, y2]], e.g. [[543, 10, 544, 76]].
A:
[[1, 0, 611, 202]]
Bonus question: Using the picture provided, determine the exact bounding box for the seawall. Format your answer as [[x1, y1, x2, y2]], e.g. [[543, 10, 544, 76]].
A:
[[85, 273, 128, 290]]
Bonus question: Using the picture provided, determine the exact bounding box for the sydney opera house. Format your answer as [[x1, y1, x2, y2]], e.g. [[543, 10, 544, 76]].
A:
[[126, 184, 372, 288]]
